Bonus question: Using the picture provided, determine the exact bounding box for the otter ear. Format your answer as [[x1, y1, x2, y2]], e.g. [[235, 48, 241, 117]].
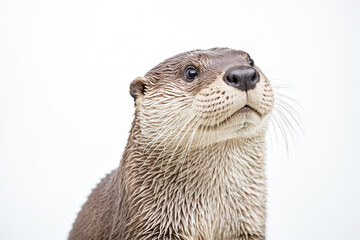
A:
[[129, 76, 148, 102]]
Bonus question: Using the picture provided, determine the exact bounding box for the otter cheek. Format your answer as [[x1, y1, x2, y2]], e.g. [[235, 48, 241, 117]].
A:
[[193, 84, 247, 126]]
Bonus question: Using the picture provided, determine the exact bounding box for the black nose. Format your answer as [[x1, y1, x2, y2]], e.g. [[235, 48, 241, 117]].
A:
[[223, 66, 260, 91]]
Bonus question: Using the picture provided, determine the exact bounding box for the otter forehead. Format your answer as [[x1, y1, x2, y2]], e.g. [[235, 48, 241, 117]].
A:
[[195, 47, 251, 71], [145, 48, 251, 81]]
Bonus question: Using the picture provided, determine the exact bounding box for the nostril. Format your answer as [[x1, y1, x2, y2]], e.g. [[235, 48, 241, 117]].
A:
[[250, 71, 259, 85], [250, 74, 256, 83], [226, 75, 239, 85], [231, 76, 238, 85]]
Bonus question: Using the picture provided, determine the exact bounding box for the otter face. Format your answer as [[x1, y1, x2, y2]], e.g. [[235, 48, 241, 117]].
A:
[[130, 48, 274, 147]]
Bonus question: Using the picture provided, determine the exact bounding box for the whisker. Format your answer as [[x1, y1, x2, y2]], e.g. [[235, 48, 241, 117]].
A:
[[269, 82, 305, 153], [271, 109, 289, 152], [140, 108, 193, 169], [154, 114, 195, 164], [143, 106, 191, 153], [162, 115, 200, 171]]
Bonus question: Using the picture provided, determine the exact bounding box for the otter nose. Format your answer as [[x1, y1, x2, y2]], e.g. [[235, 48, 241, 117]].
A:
[[223, 66, 259, 91]]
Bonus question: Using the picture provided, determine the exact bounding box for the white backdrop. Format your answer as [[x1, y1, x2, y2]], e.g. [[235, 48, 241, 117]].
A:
[[1, 0, 359, 239]]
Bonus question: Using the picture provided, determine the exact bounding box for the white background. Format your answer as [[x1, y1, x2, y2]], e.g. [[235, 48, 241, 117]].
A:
[[1, 0, 359, 239]]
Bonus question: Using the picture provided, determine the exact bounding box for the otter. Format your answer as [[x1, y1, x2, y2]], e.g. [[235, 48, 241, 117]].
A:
[[68, 47, 274, 240]]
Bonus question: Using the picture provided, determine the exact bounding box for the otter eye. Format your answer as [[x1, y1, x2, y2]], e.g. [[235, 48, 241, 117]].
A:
[[184, 66, 198, 82], [249, 58, 254, 67]]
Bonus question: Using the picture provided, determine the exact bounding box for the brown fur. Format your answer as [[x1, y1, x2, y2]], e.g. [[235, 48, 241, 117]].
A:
[[69, 48, 274, 240]]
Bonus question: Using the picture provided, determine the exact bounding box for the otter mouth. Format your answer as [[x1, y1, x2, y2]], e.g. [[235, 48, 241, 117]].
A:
[[205, 105, 262, 129], [237, 105, 261, 116]]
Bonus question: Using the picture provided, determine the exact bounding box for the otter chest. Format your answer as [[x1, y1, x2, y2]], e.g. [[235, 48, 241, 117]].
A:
[[178, 147, 266, 239]]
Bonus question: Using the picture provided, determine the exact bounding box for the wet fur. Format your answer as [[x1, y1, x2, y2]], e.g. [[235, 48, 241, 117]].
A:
[[69, 48, 274, 240]]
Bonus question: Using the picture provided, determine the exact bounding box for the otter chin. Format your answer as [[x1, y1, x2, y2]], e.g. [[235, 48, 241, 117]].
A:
[[69, 48, 274, 240]]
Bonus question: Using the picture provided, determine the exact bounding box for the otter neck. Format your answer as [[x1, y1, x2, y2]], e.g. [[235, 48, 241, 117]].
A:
[[123, 119, 267, 188]]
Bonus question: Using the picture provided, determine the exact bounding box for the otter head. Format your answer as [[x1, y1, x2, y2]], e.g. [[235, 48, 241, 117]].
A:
[[130, 48, 274, 148]]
